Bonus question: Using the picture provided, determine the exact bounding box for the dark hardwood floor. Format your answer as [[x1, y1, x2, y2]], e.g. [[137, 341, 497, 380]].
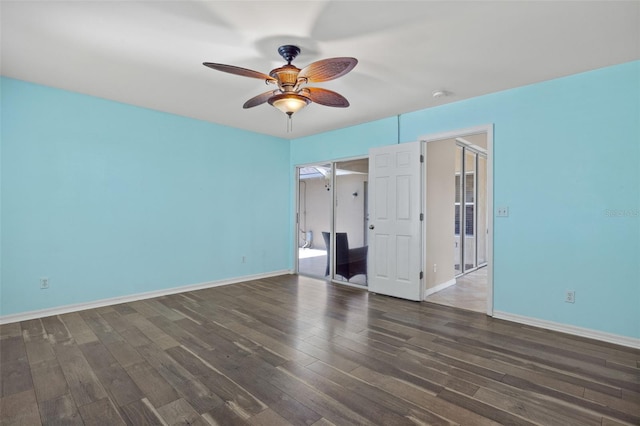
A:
[[1, 274, 639, 425]]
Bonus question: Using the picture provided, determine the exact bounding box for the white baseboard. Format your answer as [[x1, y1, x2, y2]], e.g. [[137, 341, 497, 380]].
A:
[[424, 278, 457, 298], [0, 270, 293, 325], [493, 311, 640, 350]]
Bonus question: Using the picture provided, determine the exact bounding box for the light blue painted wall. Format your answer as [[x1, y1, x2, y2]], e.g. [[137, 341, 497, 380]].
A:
[[290, 61, 640, 339], [291, 116, 399, 165], [1, 78, 291, 316], [3, 61, 639, 340]]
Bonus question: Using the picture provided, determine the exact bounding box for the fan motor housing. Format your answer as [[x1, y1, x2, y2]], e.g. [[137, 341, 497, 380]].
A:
[[269, 64, 301, 89]]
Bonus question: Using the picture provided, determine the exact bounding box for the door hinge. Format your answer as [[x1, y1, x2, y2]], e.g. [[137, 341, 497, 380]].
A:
[[296, 213, 299, 224], [420, 213, 424, 221], [420, 154, 424, 163], [419, 271, 424, 279]]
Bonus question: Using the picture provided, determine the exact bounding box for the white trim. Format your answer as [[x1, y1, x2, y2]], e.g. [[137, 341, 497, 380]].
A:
[[294, 165, 301, 273], [424, 278, 457, 298], [0, 270, 292, 325], [294, 154, 370, 169], [494, 311, 640, 349], [419, 124, 494, 316], [486, 125, 494, 317], [420, 140, 426, 301], [418, 125, 493, 144]]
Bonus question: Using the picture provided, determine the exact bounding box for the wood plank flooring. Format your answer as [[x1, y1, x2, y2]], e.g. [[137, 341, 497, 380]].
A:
[[1, 274, 639, 425]]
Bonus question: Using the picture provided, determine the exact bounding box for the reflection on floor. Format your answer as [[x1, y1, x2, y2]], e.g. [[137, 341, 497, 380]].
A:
[[298, 248, 327, 278], [425, 267, 487, 313], [298, 248, 327, 259], [298, 248, 367, 286]]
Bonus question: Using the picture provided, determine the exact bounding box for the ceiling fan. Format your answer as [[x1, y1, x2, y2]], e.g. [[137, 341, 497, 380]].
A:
[[203, 45, 357, 122]]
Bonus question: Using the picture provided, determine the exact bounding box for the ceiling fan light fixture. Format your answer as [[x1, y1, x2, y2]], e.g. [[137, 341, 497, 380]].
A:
[[268, 93, 310, 116], [204, 44, 357, 129]]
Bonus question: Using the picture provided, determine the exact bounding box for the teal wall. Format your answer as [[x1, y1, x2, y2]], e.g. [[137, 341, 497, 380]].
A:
[[2, 61, 639, 340], [1, 78, 291, 316], [291, 61, 640, 339], [291, 116, 399, 165]]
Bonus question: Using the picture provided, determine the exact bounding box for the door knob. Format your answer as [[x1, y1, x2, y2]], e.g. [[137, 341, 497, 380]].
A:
[[369, 225, 375, 230]]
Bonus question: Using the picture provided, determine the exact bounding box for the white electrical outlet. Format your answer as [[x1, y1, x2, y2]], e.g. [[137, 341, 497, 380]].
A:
[[497, 206, 509, 217], [565, 290, 575, 303], [40, 277, 49, 289]]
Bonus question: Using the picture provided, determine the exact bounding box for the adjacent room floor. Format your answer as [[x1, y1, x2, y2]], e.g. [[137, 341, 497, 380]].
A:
[[1, 274, 638, 425], [425, 267, 488, 313]]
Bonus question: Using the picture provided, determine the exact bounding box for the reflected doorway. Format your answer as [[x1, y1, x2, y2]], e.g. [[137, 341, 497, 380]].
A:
[[297, 163, 332, 279], [455, 140, 488, 275], [296, 158, 369, 286]]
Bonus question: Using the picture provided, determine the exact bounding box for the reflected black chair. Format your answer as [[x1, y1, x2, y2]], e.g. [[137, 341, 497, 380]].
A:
[[322, 232, 368, 281]]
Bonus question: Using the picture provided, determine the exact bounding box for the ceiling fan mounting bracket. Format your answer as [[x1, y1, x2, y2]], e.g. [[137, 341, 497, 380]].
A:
[[278, 45, 301, 64]]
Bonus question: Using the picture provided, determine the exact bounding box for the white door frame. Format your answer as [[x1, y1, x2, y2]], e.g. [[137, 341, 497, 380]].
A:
[[419, 124, 494, 316]]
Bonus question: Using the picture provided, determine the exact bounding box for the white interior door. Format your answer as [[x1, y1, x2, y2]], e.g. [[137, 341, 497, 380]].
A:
[[368, 142, 423, 301]]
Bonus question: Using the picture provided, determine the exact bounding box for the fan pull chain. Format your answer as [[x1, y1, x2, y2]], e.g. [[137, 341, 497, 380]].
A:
[[286, 112, 293, 133]]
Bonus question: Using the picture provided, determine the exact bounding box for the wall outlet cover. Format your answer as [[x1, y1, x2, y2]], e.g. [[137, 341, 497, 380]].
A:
[[497, 206, 509, 217]]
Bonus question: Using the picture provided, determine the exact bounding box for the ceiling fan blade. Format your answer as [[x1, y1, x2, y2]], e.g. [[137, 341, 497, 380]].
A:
[[298, 57, 357, 82], [243, 90, 279, 109], [203, 62, 276, 82], [303, 87, 350, 107]]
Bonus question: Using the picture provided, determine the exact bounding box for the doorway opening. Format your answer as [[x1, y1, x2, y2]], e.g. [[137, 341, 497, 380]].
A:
[[421, 126, 493, 314]]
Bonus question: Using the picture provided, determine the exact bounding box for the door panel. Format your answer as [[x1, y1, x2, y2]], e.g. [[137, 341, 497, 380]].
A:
[[375, 234, 389, 277], [375, 176, 389, 219], [397, 175, 411, 219], [368, 142, 423, 301], [396, 235, 411, 281]]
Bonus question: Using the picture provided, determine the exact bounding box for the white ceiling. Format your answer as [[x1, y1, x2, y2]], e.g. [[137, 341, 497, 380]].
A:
[[2, 1, 639, 139]]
